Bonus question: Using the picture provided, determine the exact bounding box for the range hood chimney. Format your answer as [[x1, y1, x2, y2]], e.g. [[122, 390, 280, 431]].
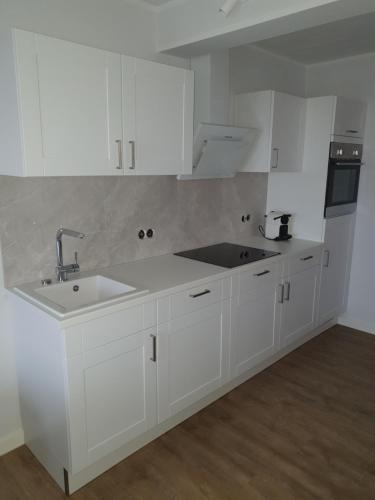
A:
[[178, 51, 256, 180]]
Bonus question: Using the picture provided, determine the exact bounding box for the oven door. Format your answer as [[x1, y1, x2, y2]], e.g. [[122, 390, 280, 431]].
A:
[[325, 160, 361, 218]]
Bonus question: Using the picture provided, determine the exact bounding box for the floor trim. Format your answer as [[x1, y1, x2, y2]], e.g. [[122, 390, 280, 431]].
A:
[[0, 428, 24, 457], [338, 315, 375, 335]]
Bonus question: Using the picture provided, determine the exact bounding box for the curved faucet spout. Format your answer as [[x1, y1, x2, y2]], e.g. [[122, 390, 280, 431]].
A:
[[56, 228, 86, 240], [56, 228, 86, 282]]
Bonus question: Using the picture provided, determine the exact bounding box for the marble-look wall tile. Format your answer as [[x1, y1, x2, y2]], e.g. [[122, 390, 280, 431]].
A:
[[0, 173, 267, 287]]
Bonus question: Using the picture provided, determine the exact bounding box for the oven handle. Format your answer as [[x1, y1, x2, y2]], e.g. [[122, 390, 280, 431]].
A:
[[334, 162, 365, 167]]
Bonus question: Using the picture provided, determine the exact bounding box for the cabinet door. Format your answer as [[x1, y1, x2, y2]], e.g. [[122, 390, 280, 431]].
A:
[[123, 57, 193, 175], [234, 90, 273, 173], [230, 282, 280, 379], [14, 30, 123, 176], [271, 92, 305, 172], [318, 215, 355, 325], [157, 301, 229, 423], [67, 328, 157, 471], [333, 97, 366, 139], [280, 266, 319, 348]]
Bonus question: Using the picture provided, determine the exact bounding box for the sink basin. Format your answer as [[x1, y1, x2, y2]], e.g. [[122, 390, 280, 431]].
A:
[[34, 275, 139, 311]]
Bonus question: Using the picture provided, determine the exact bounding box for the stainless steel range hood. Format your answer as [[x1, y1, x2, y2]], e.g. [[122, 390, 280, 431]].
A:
[[178, 51, 256, 180]]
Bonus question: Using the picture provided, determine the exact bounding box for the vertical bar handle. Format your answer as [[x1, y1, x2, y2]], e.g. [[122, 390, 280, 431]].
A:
[[284, 281, 291, 301], [278, 284, 284, 304], [272, 148, 279, 169], [115, 139, 123, 170], [129, 140, 136, 170], [150, 334, 156, 362], [323, 249, 330, 268]]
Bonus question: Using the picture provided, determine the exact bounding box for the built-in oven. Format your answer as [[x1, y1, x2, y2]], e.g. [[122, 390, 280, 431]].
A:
[[324, 142, 363, 218]]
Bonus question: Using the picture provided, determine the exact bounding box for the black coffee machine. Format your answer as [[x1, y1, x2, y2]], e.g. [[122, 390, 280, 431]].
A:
[[273, 213, 292, 241]]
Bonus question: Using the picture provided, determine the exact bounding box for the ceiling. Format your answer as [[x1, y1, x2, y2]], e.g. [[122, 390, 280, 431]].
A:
[[136, 0, 175, 7], [253, 13, 375, 65]]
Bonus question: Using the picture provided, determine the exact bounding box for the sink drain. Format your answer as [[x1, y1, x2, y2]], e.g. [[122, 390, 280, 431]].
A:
[[73, 285, 79, 292]]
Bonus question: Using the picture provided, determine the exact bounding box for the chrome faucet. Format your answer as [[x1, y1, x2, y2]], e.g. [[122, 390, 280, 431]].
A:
[[56, 228, 86, 282]]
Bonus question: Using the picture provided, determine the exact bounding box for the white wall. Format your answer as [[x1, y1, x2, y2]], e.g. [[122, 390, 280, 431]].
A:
[[230, 45, 306, 97], [0, 245, 23, 455], [307, 53, 375, 333], [0, 0, 186, 66], [0, 0, 186, 455]]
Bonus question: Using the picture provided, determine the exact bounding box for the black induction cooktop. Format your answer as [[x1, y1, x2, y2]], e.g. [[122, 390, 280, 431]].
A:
[[175, 243, 280, 269]]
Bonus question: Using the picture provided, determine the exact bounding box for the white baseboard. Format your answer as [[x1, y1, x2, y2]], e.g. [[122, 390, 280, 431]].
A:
[[338, 315, 375, 335], [0, 428, 24, 457]]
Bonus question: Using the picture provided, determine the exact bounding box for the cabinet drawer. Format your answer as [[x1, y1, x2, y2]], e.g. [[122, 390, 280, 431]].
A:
[[82, 305, 144, 351], [238, 261, 281, 297], [170, 280, 222, 319], [288, 247, 322, 276]]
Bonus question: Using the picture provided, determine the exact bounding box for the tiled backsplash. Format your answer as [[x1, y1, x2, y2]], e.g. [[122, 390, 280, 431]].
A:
[[0, 173, 267, 287]]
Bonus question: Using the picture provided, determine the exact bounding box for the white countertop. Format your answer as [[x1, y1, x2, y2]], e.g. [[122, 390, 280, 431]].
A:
[[11, 237, 323, 323]]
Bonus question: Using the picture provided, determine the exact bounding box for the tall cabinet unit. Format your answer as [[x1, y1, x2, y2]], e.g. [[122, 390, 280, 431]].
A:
[[266, 95, 366, 328], [234, 90, 305, 172], [318, 214, 355, 326], [10, 29, 194, 177]]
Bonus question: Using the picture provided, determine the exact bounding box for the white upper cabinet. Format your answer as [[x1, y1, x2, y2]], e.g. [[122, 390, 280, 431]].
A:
[[12, 29, 194, 177], [234, 90, 305, 172], [332, 97, 366, 139], [14, 29, 123, 176], [123, 57, 193, 176]]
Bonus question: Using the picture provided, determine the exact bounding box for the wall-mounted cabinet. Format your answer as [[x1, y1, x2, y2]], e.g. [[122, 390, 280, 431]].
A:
[[331, 96, 366, 140], [123, 57, 193, 175], [234, 90, 306, 172], [10, 29, 193, 177]]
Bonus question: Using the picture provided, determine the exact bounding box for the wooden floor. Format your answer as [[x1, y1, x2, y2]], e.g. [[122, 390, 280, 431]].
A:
[[1, 325, 375, 499]]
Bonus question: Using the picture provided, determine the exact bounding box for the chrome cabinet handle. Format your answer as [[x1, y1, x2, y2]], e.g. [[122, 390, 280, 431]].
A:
[[129, 140, 136, 170], [253, 270, 270, 277], [284, 281, 291, 301], [300, 255, 314, 261], [346, 129, 358, 134], [189, 289, 211, 299], [150, 334, 156, 362], [323, 249, 330, 268], [278, 284, 284, 304], [115, 140, 123, 170], [271, 148, 279, 169]]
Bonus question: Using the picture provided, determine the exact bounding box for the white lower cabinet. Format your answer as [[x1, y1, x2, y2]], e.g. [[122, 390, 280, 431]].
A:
[[13, 246, 325, 493], [230, 262, 281, 378], [279, 266, 319, 348], [157, 280, 230, 423], [318, 214, 355, 326], [67, 325, 157, 471]]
